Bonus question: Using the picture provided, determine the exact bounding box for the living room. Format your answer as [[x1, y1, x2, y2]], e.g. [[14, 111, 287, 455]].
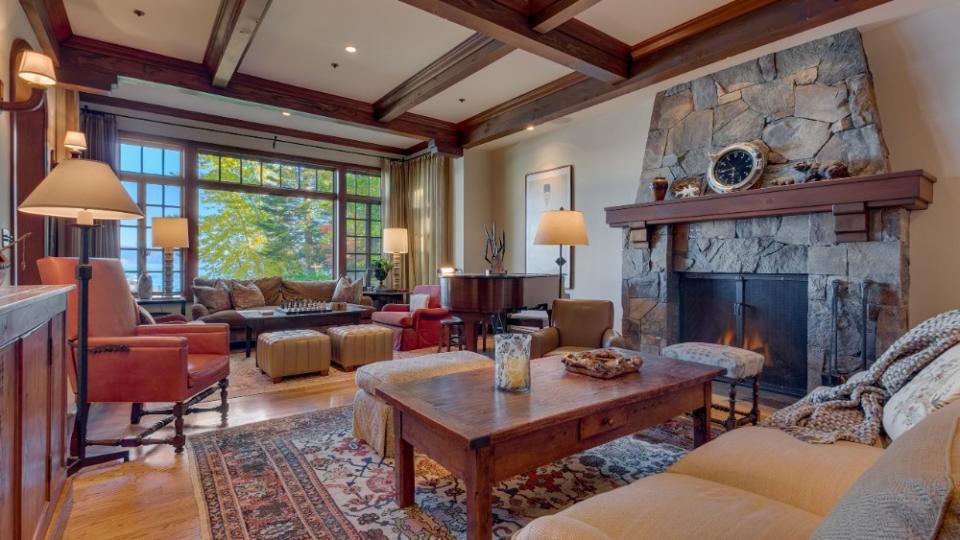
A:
[[2, 0, 959, 539]]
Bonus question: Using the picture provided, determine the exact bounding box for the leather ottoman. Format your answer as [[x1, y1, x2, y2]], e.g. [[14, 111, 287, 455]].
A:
[[327, 324, 393, 371], [352, 350, 491, 457], [256, 329, 331, 383]]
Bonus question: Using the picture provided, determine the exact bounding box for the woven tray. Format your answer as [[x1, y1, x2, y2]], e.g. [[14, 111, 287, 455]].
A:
[[561, 349, 643, 379]]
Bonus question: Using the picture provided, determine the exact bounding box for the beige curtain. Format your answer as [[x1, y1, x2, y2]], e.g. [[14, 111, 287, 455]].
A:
[[382, 153, 451, 288]]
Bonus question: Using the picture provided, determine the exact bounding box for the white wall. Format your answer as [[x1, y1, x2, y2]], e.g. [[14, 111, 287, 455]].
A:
[[862, 2, 960, 323], [451, 148, 493, 273]]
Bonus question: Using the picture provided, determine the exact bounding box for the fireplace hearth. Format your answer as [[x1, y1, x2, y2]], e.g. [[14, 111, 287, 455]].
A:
[[680, 273, 808, 396]]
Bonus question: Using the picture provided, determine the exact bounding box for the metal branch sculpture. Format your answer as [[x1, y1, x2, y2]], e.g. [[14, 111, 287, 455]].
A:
[[483, 223, 506, 274]]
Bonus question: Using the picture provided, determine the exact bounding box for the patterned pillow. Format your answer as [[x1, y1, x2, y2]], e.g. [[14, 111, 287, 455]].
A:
[[332, 276, 363, 304], [230, 281, 266, 310], [194, 282, 231, 312], [883, 343, 960, 440], [408, 293, 430, 312]]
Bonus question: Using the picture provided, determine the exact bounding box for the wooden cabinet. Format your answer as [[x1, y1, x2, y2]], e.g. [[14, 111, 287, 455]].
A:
[[0, 286, 72, 540]]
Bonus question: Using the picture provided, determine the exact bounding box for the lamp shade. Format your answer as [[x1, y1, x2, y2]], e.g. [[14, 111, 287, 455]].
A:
[[63, 130, 88, 152], [534, 209, 589, 246], [152, 217, 189, 249], [382, 228, 409, 254], [17, 50, 56, 87], [19, 159, 143, 221]]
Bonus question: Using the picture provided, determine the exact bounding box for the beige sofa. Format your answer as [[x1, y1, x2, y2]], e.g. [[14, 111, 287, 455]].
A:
[[516, 399, 960, 539], [192, 277, 374, 342]]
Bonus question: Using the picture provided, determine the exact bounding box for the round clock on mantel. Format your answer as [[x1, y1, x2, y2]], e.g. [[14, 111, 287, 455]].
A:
[[706, 141, 768, 193]]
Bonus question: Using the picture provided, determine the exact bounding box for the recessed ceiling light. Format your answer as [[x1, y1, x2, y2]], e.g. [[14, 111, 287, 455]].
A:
[[345, 45, 357, 53], [526, 125, 535, 131], [281, 111, 291, 116]]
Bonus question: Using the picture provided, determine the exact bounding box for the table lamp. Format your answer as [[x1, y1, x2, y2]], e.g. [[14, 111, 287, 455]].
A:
[[534, 207, 589, 298], [382, 227, 408, 290], [151, 217, 189, 297], [19, 158, 143, 473]]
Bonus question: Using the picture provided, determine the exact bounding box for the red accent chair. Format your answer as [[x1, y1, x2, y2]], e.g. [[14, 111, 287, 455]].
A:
[[38, 257, 230, 453], [370, 285, 449, 350]]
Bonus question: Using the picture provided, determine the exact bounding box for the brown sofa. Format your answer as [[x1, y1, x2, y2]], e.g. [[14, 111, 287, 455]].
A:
[[515, 399, 960, 539], [192, 277, 374, 342]]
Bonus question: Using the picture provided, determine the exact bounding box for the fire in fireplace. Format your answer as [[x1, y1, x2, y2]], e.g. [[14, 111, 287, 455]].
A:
[[679, 273, 809, 397]]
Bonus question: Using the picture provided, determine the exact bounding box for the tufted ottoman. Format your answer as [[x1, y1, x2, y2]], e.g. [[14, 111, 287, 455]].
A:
[[257, 329, 331, 383], [662, 342, 764, 431], [352, 350, 491, 457], [327, 324, 393, 371]]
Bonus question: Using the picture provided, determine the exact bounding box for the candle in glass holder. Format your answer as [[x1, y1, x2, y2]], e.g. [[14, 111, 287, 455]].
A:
[[495, 333, 531, 392]]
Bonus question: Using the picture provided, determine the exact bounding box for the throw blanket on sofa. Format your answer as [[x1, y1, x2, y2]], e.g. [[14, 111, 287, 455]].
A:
[[763, 309, 960, 445]]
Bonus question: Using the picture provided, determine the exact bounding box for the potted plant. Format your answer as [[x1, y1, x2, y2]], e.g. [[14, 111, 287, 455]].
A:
[[371, 258, 394, 290]]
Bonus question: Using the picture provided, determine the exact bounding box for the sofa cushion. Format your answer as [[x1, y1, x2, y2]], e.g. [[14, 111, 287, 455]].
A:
[[354, 350, 489, 396], [253, 277, 283, 305], [813, 400, 960, 539], [521, 472, 820, 540], [194, 282, 231, 312], [669, 426, 882, 516], [371, 310, 413, 328], [282, 279, 336, 302], [883, 343, 960, 440], [229, 281, 266, 310]]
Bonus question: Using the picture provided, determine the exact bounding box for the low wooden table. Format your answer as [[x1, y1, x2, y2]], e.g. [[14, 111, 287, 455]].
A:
[[238, 305, 367, 358], [376, 355, 723, 539]]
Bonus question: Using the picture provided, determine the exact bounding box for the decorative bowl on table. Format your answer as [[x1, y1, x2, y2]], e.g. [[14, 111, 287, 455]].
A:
[[561, 349, 643, 379]]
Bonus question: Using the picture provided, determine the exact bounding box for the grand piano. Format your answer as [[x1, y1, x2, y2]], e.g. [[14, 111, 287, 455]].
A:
[[439, 273, 560, 352]]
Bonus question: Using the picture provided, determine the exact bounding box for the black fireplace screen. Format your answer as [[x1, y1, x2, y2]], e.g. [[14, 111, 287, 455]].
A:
[[679, 273, 809, 397]]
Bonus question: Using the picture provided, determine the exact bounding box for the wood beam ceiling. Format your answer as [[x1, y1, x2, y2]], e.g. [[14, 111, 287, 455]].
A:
[[459, 0, 891, 147], [81, 93, 411, 155], [374, 33, 513, 122], [18, 0, 71, 64], [203, 0, 272, 88], [56, 36, 462, 154], [397, 0, 629, 83], [529, 0, 602, 33]]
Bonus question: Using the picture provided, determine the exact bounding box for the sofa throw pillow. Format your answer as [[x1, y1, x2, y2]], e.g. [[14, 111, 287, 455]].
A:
[[813, 400, 960, 539], [194, 282, 231, 312], [332, 276, 363, 304], [408, 293, 430, 312], [230, 281, 266, 310], [883, 343, 960, 440]]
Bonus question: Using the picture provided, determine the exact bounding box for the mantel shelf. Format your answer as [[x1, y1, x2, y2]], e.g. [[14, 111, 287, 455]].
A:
[[605, 170, 936, 229]]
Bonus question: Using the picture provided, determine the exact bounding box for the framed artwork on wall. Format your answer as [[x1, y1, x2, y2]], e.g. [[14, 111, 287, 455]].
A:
[[525, 165, 574, 290]]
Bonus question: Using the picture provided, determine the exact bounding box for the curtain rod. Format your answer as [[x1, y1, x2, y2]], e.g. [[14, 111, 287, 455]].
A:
[[82, 106, 414, 162]]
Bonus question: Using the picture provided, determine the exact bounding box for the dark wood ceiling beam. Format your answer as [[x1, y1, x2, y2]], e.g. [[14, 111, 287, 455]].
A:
[[18, 0, 70, 64], [374, 33, 513, 122], [57, 36, 461, 153], [398, 0, 629, 83], [529, 0, 602, 33], [460, 0, 891, 147], [203, 0, 272, 88], [81, 93, 410, 155]]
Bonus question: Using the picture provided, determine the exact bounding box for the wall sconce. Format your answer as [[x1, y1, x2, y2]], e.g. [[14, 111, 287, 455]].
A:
[[63, 131, 88, 155], [0, 49, 57, 113]]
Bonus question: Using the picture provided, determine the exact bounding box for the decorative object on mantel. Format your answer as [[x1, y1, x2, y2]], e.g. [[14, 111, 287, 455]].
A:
[[483, 222, 507, 275], [706, 141, 769, 193], [495, 333, 532, 392], [669, 176, 706, 199], [650, 176, 669, 201], [795, 160, 851, 182], [526, 165, 574, 289], [562, 348, 643, 379]]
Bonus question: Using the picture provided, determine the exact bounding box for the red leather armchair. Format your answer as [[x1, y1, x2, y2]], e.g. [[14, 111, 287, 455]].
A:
[[371, 285, 449, 350], [38, 257, 230, 453]]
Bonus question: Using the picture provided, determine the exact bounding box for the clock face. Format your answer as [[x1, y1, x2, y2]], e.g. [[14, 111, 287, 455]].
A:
[[714, 149, 756, 186]]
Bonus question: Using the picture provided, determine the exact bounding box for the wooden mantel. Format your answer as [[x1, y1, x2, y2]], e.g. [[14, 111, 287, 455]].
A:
[[606, 170, 936, 244]]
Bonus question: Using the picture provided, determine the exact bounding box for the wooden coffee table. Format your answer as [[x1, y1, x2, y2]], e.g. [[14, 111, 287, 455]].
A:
[[376, 355, 723, 539], [238, 305, 368, 357]]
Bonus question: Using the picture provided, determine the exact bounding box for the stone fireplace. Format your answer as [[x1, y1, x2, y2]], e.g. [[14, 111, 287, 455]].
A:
[[614, 29, 929, 394]]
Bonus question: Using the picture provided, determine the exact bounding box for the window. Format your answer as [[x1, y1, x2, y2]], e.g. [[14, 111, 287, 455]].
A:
[[343, 171, 383, 283], [197, 151, 335, 192], [118, 140, 185, 292]]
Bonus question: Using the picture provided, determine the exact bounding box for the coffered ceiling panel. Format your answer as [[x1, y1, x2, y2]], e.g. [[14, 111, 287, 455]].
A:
[[410, 50, 573, 123], [577, 0, 732, 45], [239, 0, 476, 103], [64, 0, 219, 62]]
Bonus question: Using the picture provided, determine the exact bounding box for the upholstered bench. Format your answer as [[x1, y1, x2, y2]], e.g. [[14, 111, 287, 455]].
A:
[[327, 324, 393, 371], [352, 351, 491, 457], [256, 329, 331, 383], [662, 342, 765, 431]]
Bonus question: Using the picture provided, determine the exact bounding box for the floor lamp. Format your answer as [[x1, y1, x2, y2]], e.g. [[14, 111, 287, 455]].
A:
[[534, 208, 589, 299], [152, 217, 189, 296], [383, 228, 409, 290], [19, 159, 144, 474]]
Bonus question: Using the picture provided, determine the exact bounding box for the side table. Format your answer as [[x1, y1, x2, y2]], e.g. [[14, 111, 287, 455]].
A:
[[136, 295, 188, 317], [364, 289, 409, 310]]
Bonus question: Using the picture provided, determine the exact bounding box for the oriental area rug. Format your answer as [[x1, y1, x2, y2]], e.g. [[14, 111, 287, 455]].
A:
[[189, 406, 696, 539]]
